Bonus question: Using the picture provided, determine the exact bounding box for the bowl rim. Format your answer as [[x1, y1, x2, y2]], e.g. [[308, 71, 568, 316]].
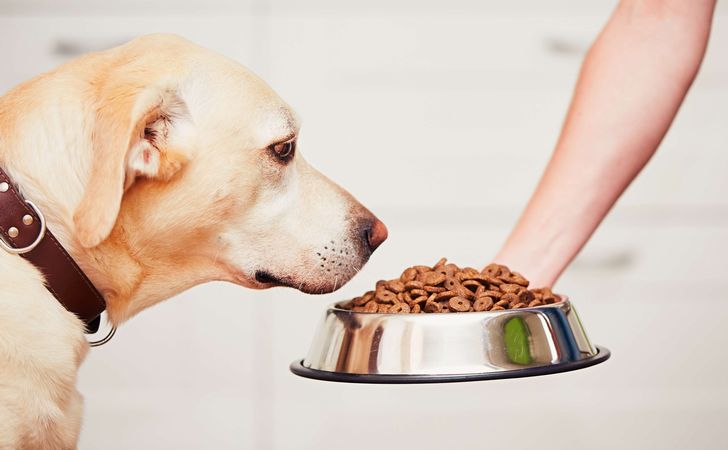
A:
[[330, 294, 571, 316], [291, 344, 609, 384]]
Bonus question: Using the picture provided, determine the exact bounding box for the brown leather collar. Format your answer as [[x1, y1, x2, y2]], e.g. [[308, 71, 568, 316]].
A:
[[0, 167, 106, 333]]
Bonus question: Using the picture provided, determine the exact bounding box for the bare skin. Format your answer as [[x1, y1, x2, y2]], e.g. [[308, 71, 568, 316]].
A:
[[493, 0, 717, 287]]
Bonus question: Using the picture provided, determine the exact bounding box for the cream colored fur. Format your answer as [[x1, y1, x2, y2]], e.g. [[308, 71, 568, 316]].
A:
[[0, 34, 384, 449]]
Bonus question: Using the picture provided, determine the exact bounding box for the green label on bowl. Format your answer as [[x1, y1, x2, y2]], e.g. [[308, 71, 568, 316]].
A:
[[504, 317, 532, 365]]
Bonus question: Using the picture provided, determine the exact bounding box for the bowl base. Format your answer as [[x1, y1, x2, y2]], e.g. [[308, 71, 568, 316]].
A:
[[290, 346, 610, 384]]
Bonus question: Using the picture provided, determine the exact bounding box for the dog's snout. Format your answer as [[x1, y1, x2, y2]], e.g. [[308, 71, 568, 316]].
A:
[[364, 218, 388, 252]]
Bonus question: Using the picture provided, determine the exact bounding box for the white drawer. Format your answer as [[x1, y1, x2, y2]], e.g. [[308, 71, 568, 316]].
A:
[[0, 15, 261, 93], [0, 0, 255, 15], [262, 13, 728, 211]]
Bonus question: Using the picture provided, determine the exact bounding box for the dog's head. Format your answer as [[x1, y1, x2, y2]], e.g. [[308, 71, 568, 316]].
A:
[[69, 35, 386, 317]]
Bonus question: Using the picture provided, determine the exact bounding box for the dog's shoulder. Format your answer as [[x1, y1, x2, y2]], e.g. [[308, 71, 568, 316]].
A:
[[0, 252, 88, 449], [0, 251, 87, 353]]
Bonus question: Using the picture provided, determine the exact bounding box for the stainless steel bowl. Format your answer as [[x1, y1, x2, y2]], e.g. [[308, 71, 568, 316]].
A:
[[291, 297, 609, 383]]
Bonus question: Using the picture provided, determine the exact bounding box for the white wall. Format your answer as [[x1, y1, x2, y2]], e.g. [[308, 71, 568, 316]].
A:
[[1, 1, 727, 449]]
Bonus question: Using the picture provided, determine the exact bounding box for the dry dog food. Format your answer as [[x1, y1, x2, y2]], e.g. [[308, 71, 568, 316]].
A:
[[341, 259, 562, 314]]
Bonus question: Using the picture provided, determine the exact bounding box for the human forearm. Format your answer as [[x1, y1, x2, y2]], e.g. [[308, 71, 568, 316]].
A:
[[494, 0, 716, 287]]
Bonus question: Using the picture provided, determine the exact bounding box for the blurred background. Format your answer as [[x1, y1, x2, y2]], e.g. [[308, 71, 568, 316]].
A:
[[1, 1, 727, 449]]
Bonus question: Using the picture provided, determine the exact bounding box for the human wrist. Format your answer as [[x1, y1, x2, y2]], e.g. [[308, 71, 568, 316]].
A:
[[492, 244, 559, 289]]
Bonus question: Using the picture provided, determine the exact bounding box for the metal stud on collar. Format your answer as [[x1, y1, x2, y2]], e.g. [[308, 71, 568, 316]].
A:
[[0, 200, 46, 254]]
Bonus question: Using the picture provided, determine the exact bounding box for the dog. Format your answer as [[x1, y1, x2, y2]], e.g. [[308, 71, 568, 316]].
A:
[[0, 34, 387, 449]]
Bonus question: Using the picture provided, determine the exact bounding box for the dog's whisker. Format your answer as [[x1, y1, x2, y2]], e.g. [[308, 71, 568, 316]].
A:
[[211, 244, 222, 266]]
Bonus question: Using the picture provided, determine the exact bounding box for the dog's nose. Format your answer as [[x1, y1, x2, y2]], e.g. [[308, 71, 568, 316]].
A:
[[364, 219, 388, 252]]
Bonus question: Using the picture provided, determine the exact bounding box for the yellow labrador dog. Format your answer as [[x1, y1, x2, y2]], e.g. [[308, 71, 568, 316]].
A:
[[0, 34, 387, 449]]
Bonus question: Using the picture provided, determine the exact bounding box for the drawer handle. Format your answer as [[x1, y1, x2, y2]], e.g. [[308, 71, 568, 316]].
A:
[[544, 36, 588, 57], [571, 250, 636, 271], [52, 38, 130, 57]]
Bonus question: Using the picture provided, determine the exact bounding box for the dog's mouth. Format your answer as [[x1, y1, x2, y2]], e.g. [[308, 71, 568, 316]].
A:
[[254, 270, 289, 287], [252, 269, 356, 295]]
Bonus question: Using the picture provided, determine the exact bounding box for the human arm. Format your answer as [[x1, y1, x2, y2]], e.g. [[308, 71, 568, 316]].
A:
[[493, 0, 717, 287]]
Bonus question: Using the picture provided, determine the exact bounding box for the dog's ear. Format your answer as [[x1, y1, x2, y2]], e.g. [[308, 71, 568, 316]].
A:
[[74, 83, 190, 248]]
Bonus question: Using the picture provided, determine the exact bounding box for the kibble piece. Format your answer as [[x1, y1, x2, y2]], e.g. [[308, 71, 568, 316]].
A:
[[461, 280, 482, 291], [404, 280, 425, 290], [412, 295, 429, 305], [433, 257, 448, 268], [501, 293, 519, 304], [482, 290, 503, 299], [500, 284, 521, 294], [378, 303, 391, 313], [528, 300, 543, 307], [389, 302, 411, 314], [364, 300, 379, 313], [424, 300, 442, 313], [462, 274, 488, 284], [454, 285, 474, 300], [491, 305, 506, 311], [442, 263, 460, 273], [387, 280, 405, 293], [458, 267, 480, 281], [512, 303, 527, 309], [401, 267, 418, 282], [448, 296, 471, 312], [424, 285, 446, 293], [420, 272, 446, 286], [376, 289, 397, 304], [436, 290, 457, 300], [353, 292, 372, 306], [495, 299, 510, 308], [501, 272, 529, 287], [533, 287, 553, 298], [482, 263, 502, 277], [443, 277, 460, 291], [518, 290, 535, 304], [497, 265, 512, 278], [473, 296, 494, 311]]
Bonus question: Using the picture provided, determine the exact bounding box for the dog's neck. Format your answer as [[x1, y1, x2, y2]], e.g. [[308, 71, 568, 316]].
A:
[[0, 77, 169, 324]]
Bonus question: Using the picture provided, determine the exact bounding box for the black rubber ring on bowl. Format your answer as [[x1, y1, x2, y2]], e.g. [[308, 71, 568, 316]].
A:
[[289, 345, 610, 384]]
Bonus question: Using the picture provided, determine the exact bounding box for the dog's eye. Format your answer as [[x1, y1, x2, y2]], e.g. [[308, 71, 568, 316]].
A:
[[269, 139, 296, 162]]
